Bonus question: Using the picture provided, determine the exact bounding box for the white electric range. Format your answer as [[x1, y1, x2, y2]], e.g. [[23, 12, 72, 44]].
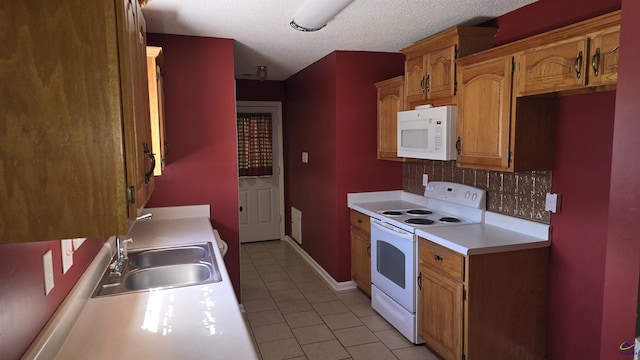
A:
[[366, 182, 486, 344]]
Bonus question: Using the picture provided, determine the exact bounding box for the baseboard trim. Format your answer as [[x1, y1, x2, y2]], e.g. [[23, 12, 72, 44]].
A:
[[283, 236, 357, 292]]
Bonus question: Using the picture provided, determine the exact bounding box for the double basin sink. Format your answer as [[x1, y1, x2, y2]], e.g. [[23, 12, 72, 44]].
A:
[[93, 242, 222, 297]]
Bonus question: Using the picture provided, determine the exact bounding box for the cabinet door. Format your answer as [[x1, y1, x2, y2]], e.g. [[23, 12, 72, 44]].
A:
[[351, 227, 371, 296], [418, 266, 464, 360], [119, 0, 154, 220], [0, 0, 151, 242], [516, 38, 588, 96], [405, 56, 426, 104], [147, 47, 167, 175], [376, 76, 405, 161], [589, 26, 620, 86], [457, 57, 513, 170], [426, 46, 456, 99]]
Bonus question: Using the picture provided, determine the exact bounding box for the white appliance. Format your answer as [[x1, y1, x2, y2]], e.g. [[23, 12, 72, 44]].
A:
[[397, 105, 457, 160], [370, 181, 485, 344]]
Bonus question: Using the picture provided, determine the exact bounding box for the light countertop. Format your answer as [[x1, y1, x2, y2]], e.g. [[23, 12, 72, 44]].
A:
[[37, 206, 258, 360], [348, 190, 550, 256]]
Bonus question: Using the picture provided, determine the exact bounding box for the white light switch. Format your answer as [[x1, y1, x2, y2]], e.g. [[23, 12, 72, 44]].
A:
[[61, 239, 73, 274], [43, 250, 54, 295], [302, 152, 309, 163], [545, 192, 561, 213]]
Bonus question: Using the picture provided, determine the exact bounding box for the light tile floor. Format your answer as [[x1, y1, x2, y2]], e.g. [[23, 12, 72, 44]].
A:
[[241, 240, 439, 360]]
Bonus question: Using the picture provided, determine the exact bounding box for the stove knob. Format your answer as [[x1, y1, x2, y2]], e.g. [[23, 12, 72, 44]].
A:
[[471, 193, 478, 201], [465, 191, 471, 199], [428, 184, 435, 192]]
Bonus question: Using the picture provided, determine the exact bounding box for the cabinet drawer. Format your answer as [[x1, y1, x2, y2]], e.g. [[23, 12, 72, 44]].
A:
[[419, 238, 464, 281], [350, 209, 370, 234]]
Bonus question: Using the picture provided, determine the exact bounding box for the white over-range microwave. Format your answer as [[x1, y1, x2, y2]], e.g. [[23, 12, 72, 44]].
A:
[[397, 105, 457, 160]]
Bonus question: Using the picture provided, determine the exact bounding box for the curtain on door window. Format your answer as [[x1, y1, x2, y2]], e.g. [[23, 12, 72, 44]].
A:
[[237, 112, 273, 177]]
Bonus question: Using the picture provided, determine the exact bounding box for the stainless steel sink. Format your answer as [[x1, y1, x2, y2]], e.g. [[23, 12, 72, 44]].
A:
[[92, 242, 222, 297], [131, 245, 208, 267], [125, 263, 219, 290]]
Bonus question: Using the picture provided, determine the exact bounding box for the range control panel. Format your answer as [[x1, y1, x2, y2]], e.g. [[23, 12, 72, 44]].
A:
[[424, 181, 486, 209]]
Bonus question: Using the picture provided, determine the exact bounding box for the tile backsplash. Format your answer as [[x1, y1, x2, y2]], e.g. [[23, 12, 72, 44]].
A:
[[403, 160, 551, 224]]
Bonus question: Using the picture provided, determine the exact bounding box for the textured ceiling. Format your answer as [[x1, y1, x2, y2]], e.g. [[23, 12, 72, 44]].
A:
[[142, 0, 537, 81]]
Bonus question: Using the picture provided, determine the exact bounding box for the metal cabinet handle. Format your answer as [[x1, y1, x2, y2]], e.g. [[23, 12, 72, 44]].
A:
[[143, 143, 156, 184], [425, 74, 430, 93], [434, 254, 443, 262], [456, 137, 461, 155], [420, 76, 426, 93], [591, 48, 601, 76], [574, 50, 583, 79], [417, 272, 423, 290], [367, 244, 371, 257]]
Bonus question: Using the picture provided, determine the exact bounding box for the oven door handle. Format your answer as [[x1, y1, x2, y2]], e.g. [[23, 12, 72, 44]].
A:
[[371, 218, 413, 240]]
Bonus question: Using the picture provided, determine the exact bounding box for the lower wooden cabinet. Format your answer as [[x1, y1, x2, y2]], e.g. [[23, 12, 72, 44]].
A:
[[418, 237, 549, 360], [350, 210, 371, 296]]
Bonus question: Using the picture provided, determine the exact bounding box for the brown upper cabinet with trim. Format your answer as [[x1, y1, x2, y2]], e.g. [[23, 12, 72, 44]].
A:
[[455, 10, 620, 172], [375, 76, 405, 162], [401, 27, 497, 110], [516, 25, 620, 96], [0, 0, 154, 243]]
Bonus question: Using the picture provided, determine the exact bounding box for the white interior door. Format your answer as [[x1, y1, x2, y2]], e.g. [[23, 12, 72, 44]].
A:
[[237, 101, 284, 243]]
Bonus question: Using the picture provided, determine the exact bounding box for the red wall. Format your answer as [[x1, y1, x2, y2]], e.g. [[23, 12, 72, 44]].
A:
[[600, 0, 640, 357], [236, 79, 285, 102], [550, 91, 616, 359], [284, 51, 404, 281], [0, 238, 104, 359], [145, 34, 242, 299], [489, 0, 621, 45]]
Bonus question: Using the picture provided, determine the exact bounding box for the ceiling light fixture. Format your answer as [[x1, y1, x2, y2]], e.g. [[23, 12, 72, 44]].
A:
[[256, 66, 268, 81], [290, 0, 354, 32]]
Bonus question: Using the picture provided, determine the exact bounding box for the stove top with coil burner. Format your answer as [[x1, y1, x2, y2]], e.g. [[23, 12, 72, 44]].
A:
[[374, 182, 486, 232]]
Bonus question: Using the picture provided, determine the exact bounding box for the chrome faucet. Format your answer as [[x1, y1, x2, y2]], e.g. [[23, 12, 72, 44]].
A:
[[110, 236, 133, 276], [109, 213, 153, 275]]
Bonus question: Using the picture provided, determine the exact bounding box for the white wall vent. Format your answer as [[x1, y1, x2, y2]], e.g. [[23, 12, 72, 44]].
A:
[[291, 207, 302, 244]]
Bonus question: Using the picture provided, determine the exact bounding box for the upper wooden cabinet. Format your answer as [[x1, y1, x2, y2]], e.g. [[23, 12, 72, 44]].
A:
[[375, 76, 405, 162], [0, 0, 153, 242], [147, 46, 168, 176], [457, 57, 514, 170], [455, 10, 620, 172], [401, 27, 497, 109], [515, 25, 620, 96], [457, 56, 556, 172], [516, 38, 589, 96], [588, 26, 620, 87]]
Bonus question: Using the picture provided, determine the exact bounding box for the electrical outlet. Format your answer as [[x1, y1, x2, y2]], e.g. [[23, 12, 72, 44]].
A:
[[61, 239, 73, 274], [43, 250, 54, 295], [301, 151, 309, 164], [72, 238, 86, 250], [422, 174, 429, 186], [545, 192, 561, 213]]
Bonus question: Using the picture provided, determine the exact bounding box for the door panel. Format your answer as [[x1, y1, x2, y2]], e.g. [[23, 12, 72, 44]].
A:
[[237, 103, 283, 243]]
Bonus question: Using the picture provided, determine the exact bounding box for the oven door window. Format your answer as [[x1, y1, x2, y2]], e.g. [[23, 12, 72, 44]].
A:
[[377, 241, 405, 289]]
